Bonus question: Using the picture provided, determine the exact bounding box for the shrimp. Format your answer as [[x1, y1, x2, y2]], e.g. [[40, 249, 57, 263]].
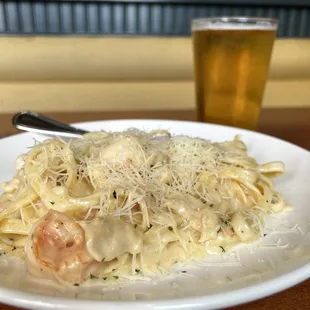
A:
[[25, 210, 95, 284]]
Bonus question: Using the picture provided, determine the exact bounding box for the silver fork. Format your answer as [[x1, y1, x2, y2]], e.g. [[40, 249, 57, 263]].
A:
[[12, 110, 88, 139]]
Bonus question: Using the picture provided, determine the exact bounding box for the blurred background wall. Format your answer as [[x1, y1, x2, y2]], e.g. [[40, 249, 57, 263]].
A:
[[0, 0, 309, 113]]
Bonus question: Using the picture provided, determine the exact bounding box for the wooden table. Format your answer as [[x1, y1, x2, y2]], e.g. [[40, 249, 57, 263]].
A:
[[0, 107, 309, 310]]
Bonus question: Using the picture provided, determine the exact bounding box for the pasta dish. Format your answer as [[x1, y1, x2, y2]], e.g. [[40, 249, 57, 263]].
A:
[[0, 129, 289, 285]]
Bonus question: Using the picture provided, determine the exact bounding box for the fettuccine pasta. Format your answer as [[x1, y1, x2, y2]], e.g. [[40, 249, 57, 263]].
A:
[[0, 129, 290, 285]]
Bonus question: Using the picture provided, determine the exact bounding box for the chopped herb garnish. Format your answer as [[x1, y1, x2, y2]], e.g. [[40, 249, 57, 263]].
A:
[[74, 283, 79, 286], [135, 269, 140, 273], [210, 204, 214, 207], [113, 191, 117, 199], [168, 226, 173, 231], [90, 274, 98, 279], [102, 257, 105, 262], [220, 218, 230, 226], [113, 276, 119, 279], [112, 269, 116, 272], [103, 277, 107, 280], [150, 164, 154, 168], [226, 276, 232, 281], [50, 201, 55, 205], [217, 227, 222, 234], [181, 271, 187, 273], [241, 230, 244, 233], [220, 246, 226, 253], [12, 247, 16, 251], [134, 224, 137, 228], [264, 234, 267, 237]]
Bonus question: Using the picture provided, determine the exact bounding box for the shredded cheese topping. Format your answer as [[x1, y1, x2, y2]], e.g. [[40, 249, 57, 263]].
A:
[[0, 129, 290, 285]]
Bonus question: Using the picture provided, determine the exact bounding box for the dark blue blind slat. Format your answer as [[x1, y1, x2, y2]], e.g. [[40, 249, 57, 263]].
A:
[[0, 1, 309, 37]]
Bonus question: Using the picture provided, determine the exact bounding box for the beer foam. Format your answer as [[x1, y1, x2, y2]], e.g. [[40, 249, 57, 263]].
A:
[[192, 20, 277, 31]]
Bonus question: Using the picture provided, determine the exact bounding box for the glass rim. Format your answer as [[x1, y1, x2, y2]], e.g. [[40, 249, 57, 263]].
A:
[[192, 16, 279, 25], [192, 16, 279, 31]]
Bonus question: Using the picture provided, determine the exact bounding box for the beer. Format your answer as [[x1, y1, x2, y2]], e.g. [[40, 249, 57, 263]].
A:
[[192, 19, 277, 130]]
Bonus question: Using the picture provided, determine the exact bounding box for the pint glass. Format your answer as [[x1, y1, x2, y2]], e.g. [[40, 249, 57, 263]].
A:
[[192, 17, 278, 130]]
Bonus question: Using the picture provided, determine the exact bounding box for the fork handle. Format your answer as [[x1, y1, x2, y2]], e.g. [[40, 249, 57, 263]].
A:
[[12, 110, 88, 138]]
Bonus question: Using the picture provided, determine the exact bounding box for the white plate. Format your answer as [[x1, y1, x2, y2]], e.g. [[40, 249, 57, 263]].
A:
[[1, 119, 310, 310]]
